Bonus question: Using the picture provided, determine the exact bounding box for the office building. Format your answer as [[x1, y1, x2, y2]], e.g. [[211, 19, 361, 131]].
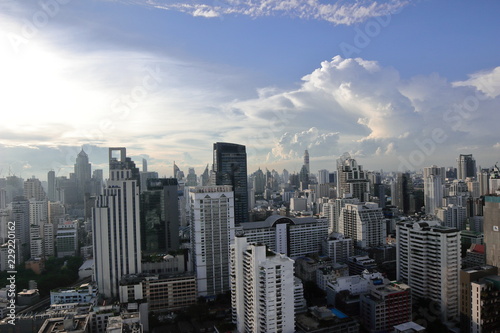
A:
[[119, 273, 197, 311], [93, 148, 142, 299], [338, 202, 385, 249], [458, 154, 476, 180], [483, 195, 500, 270], [392, 172, 411, 214], [56, 222, 78, 258], [74, 149, 92, 201], [231, 236, 296, 333], [140, 178, 180, 254], [47, 170, 56, 202], [337, 153, 370, 201], [213, 142, 248, 225], [12, 197, 30, 260], [396, 220, 460, 322], [189, 185, 235, 297]]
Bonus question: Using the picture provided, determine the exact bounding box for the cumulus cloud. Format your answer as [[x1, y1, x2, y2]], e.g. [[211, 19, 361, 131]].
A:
[[453, 66, 500, 98], [128, 0, 409, 25], [269, 127, 340, 160]]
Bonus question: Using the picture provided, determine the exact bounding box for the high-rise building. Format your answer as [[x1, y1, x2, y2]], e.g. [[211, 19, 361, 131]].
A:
[[43, 223, 55, 257], [74, 149, 92, 201], [12, 197, 30, 260], [424, 174, 443, 216], [56, 222, 78, 258], [392, 172, 411, 214], [47, 170, 56, 202], [477, 169, 489, 196], [317, 169, 329, 185], [304, 150, 310, 175], [93, 148, 142, 299], [185, 168, 197, 187], [458, 154, 476, 180], [336, 153, 370, 201], [213, 142, 248, 225], [338, 202, 385, 249], [360, 282, 412, 332], [231, 236, 296, 333], [240, 215, 328, 259], [189, 185, 235, 297], [29, 200, 48, 226], [396, 220, 460, 322], [470, 275, 500, 332], [24, 177, 46, 201], [322, 232, 354, 264], [459, 265, 498, 333], [140, 178, 180, 254], [483, 195, 500, 270], [436, 204, 467, 230]]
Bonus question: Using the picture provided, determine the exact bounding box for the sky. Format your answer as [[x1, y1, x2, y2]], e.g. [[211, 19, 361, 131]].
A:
[[1, 0, 500, 180]]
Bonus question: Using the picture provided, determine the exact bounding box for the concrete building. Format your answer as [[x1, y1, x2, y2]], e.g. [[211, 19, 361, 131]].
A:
[[435, 204, 467, 230], [50, 283, 97, 305], [396, 220, 460, 322], [423, 174, 443, 216], [231, 236, 296, 333], [189, 185, 235, 297], [119, 273, 197, 311], [213, 142, 248, 225], [240, 215, 328, 258], [360, 282, 412, 333], [338, 202, 385, 249], [483, 195, 500, 270], [470, 275, 500, 333], [459, 265, 498, 333], [322, 232, 354, 264], [56, 222, 78, 258], [93, 148, 142, 299], [24, 177, 47, 201], [337, 153, 370, 202], [457, 154, 476, 180]]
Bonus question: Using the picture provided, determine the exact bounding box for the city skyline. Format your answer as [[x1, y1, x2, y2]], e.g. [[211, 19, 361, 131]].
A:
[[1, 1, 500, 179]]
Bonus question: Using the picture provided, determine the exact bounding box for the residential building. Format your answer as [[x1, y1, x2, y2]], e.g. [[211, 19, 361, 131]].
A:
[[483, 195, 500, 270], [92, 148, 142, 299], [396, 220, 460, 322], [322, 232, 354, 264], [189, 185, 235, 297], [231, 236, 296, 333], [338, 202, 385, 249]]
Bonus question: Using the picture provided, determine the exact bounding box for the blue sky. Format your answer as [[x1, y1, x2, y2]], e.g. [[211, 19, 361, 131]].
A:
[[1, 0, 499, 179]]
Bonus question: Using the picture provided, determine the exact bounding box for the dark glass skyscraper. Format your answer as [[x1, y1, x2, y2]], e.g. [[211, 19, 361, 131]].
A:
[[213, 142, 248, 225], [140, 178, 180, 254]]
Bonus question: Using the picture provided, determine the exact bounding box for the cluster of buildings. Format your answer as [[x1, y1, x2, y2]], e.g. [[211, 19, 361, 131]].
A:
[[1, 146, 500, 332]]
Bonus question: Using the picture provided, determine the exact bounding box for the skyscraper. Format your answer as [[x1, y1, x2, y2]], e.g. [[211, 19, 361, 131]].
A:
[[24, 177, 46, 201], [47, 170, 56, 202], [140, 178, 180, 254], [74, 149, 92, 201], [484, 195, 500, 270], [336, 153, 370, 201], [93, 148, 142, 299], [304, 149, 310, 175], [397, 220, 460, 322], [190, 185, 235, 297], [392, 172, 410, 214], [424, 172, 443, 216], [457, 154, 476, 180], [12, 197, 30, 260], [231, 236, 296, 333], [213, 142, 248, 225]]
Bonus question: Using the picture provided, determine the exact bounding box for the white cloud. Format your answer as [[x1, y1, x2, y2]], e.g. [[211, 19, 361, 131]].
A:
[[132, 0, 409, 25], [453, 66, 500, 98]]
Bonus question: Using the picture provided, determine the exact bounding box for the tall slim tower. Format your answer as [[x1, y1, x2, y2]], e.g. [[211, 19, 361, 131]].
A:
[[47, 170, 56, 202], [75, 149, 92, 202], [93, 148, 142, 299], [423, 166, 444, 216], [190, 185, 235, 297], [231, 236, 296, 333], [213, 142, 248, 225], [457, 154, 476, 180], [304, 150, 310, 175], [140, 178, 180, 254]]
